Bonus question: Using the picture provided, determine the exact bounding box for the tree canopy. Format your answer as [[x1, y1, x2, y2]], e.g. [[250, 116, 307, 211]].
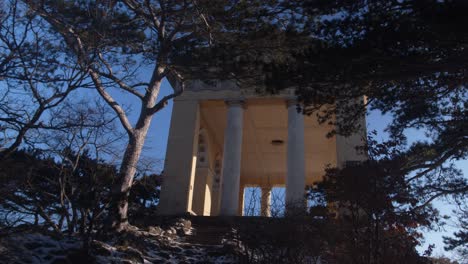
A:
[[0, 0, 465, 258]]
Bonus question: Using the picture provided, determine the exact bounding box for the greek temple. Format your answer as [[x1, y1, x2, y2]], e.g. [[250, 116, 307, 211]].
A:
[[158, 81, 367, 216]]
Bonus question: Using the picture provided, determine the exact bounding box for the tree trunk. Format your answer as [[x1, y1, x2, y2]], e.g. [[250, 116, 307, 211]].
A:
[[101, 72, 163, 231], [110, 86, 160, 230], [110, 131, 146, 231]]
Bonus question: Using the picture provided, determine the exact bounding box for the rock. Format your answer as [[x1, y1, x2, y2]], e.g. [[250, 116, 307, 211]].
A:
[[163, 227, 177, 238], [184, 249, 196, 256], [147, 226, 163, 236], [0, 224, 240, 264], [171, 246, 183, 252], [89, 240, 113, 256], [174, 218, 192, 235], [158, 252, 171, 259], [120, 247, 144, 263], [176, 228, 186, 236]]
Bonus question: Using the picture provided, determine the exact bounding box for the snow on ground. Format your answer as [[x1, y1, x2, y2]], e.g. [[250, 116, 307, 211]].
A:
[[0, 232, 83, 263], [0, 220, 237, 264]]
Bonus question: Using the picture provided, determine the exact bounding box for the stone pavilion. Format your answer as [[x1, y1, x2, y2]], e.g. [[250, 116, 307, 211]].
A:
[[158, 80, 367, 216]]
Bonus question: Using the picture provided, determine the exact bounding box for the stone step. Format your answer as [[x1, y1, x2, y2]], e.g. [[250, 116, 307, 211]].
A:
[[185, 227, 232, 245], [183, 217, 235, 245]]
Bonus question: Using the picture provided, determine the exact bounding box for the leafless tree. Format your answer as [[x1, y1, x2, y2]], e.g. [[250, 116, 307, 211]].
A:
[[0, 99, 121, 237], [0, 0, 91, 157], [270, 189, 286, 218], [244, 187, 261, 216], [23, 0, 292, 231], [243, 187, 287, 218]]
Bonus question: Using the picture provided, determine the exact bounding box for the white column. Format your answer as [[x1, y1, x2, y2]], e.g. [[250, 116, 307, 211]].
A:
[[261, 187, 272, 217], [335, 97, 368, 168], [286, 99, 306, 214], [159, 100, 200, 215], [220, 100, 244, 216]]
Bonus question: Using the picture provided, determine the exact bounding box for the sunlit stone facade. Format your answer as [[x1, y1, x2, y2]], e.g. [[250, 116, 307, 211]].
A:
[[158, 81, 367, 216]]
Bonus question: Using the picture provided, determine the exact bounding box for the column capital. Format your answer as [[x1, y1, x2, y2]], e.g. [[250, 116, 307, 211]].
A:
[[225, 99, 246, 107], [285, 98, 299, 108]]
